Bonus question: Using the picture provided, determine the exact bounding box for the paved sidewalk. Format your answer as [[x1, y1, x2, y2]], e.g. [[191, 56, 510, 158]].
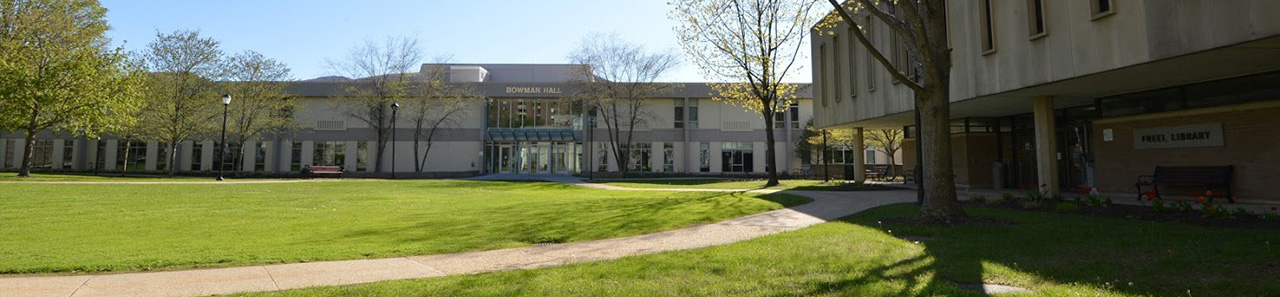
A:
[[0, 178, 916, 297]]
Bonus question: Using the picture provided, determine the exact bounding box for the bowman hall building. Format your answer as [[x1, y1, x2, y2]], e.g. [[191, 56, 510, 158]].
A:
[[0, 64, 816, 177], [810, 0, 1280, 203]]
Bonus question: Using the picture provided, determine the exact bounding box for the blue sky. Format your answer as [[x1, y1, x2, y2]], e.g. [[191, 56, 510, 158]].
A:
[[99, 0, 812, 83]]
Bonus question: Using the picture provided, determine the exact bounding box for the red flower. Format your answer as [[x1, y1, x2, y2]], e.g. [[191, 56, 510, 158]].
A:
[[1195, 196, 1207, 205], [1143, 190, 1157, 199], [1271, 206, 1277, 212], [1040, 183, 1047, 187]]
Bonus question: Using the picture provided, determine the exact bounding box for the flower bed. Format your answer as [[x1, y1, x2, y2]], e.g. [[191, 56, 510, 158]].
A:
[[968, 188, 1280, 229]]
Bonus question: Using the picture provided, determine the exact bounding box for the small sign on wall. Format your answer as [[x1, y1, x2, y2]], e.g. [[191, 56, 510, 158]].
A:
[[1133, 123, 1224, 149]]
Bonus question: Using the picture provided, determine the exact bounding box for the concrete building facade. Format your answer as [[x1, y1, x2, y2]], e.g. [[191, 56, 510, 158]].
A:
[[0, 64, 814, 177], [811, 0, 1280, 202]]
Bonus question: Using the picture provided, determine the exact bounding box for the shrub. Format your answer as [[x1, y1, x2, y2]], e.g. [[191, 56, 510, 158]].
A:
[[1262, 207, 1279, 221], [969, 195, 988, 204], [1055, 202, 1080, 212]]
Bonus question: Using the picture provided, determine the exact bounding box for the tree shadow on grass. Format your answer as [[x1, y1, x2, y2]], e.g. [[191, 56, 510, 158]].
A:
[[816, 203, 1280, 297]]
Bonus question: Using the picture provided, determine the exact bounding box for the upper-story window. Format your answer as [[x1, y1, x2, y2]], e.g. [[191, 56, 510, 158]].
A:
[[864, 15, 876, 91], [980, 0, 997, 54], [846, 27, 858, 98], [832, 36, 842, 103], [776, 103, 799, 129], [819, 44, 828, 106], [687, 99, 699, 129], [1026, 0, 1046, 39], [674, 99, 685, 128], [1091, 0, 1115, 19]]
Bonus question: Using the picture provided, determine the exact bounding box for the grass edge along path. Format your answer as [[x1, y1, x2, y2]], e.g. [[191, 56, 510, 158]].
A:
[[238, 203, 1280, 297]]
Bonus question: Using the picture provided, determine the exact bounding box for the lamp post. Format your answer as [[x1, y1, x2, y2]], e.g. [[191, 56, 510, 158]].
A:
[[218, 94, 231, 181], [390, 102, 399, 179]]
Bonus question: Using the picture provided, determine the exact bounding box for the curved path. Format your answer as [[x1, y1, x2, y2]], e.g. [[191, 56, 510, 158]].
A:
[[0, 178, 917, 297]]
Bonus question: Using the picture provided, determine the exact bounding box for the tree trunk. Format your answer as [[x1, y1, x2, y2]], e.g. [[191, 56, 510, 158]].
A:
[[119, 137, 132, 177], [167, 142, 179, 176], [762, 109, 779, 187], [413, 128, 423, 172], [917, 89, 965, 222], [18, 130, 36, 177]]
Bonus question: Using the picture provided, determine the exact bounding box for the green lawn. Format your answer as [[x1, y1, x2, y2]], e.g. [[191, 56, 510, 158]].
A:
[[241, 204, 1280, 297], [598, 179, 826, 190], [0, 172, 216, 181], [599, 178, 901, 191], [0, 179, 807, 274]]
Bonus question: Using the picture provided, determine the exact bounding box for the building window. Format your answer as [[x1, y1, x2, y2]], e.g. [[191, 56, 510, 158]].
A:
[[254, 141, 267, 171], [832, 36, 842, 103], [191, 143, 203, 171], [29, 139, 53, 169], [864, 16, 876, 91], [827, 146, 856, 164], [94, 140, 106, 170], [117, 139, 145, 171], [980, 0, 996, 54], [699, 142, 710, 172], [789, 103, 800, 129], [1090, 0, 1115, 19], [846, 27, 858, 97], [356, 142, 368, 172], [156, 143, 169, 171], [663, 143, 674, 172], [313, 141, 345, 167], [688, 99, 698, 129], [819, 44, 828, 106], [62, 141, 74, 169], [774, 107, 786, 129], [674, 99, 685, 128], [1, 139, 9, 168], [597, 143, 608, 172], [290, 141, 302, 171], [865, 149, 877, 165], [721, 142, 753, 173], [624, 143, 651, 172], [1026, 0, 1046, 38]]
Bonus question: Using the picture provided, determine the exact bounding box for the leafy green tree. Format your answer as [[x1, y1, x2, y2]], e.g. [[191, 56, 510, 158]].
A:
[[0, 0, 145, 177], [136, 30, 225, 175], [221, 50, 297, 172], [672, 0, 818, 186], [865, 128, 902, 177]]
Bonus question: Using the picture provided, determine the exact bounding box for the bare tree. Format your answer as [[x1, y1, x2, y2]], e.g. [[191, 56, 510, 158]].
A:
[[818, 0, 964, 221], [569, 33, 679, 176], [671, 0, 817, 186], [407, 63, 479, 172], [222, 50, 297, 172], [327, 36, 423, 173], [136, 30, 224, 176]]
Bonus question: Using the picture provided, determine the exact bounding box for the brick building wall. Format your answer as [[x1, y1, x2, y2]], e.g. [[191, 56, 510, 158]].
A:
[[1092, 101, 1280, 202]]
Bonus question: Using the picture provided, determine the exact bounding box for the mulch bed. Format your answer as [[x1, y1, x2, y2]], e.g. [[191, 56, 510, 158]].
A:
[[968, 199, 1280, 229]]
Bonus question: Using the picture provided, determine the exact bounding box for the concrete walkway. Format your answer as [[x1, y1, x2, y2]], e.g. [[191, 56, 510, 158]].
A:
[[0, 177, 917, 297]]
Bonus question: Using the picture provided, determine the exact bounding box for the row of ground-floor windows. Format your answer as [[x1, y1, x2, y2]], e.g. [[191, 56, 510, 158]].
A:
[[585, 142, 755, 173], [0, 138, 380, 173]]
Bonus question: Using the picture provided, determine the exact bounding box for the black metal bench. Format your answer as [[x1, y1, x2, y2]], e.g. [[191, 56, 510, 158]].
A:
[[304, 165, 343, 178], [1135, 165, 1233, 203]]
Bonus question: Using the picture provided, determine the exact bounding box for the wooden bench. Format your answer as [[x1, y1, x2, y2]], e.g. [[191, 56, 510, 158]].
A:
[[1135, 165, 1233, 203], [304, 165, 343, 178], [866, 165, 889, 180]]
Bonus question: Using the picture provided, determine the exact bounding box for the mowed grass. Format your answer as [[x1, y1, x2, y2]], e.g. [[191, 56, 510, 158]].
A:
[[0, 180, 807, 274], [241, 204, 1280, 297], [0, 172, 214, 182], [599, 179, 826, 190]]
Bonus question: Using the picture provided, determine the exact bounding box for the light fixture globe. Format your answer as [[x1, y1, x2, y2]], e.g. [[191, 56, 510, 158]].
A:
[[222, 94, 232, 105]]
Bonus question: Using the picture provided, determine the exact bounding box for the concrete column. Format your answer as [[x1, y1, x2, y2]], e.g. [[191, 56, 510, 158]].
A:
[[752, 141, 766, 173], [709, 142, 723, 173], [102, 139, 116, 170], [201, 141, 215, 171], [1033, 96, 1059, 196], [651, 141, 663, 172], [852, 128, 867, 182], [242, 141, 256, 171]]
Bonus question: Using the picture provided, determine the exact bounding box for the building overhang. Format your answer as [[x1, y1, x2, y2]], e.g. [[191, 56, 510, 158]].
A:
[[827, 35, 1280, 129]]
